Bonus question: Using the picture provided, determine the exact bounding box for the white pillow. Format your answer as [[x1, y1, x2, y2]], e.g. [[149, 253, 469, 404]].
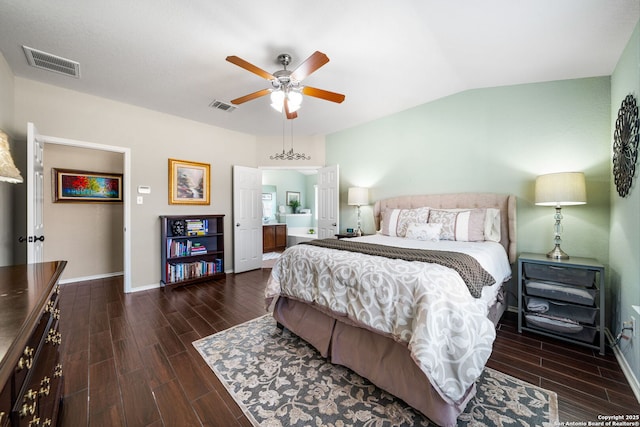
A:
[[405, 222, 442, 241]]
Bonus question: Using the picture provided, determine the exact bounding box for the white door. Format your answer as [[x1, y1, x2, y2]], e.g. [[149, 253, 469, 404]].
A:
[[317, 165, 339, 238], [233, 166, 263, 273], [26, 122, 45, 263]]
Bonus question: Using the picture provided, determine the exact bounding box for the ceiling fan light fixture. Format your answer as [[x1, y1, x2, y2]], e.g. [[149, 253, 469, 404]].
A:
[[270, 89, 303, 113], [288, 90, 303, 111], [270, 90, 284, 112]]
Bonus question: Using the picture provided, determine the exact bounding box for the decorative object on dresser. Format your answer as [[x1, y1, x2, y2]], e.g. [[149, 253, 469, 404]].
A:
[[347, 187, 368, 237], [160, 215, 224, 289], [613, 94, 639, 197], [167, 159, 210, 205], [0, 261, 67, 427], [0, 130, 24, 184], [534, 171, 586, 259], [517, 252, 605, 355]]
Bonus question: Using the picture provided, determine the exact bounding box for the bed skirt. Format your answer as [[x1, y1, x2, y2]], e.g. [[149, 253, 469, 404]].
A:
[[272, 287, 506, 427]]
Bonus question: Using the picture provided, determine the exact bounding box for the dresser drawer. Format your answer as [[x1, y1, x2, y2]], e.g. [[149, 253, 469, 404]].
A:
[[524, 296, 599, 324], [0, 381, 9, 427], [523, 263, 596, 287], [11, 311, 52, 397]]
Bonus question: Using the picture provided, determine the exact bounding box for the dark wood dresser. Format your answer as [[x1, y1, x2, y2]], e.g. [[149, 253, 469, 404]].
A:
[[0, 261, 67, 427]]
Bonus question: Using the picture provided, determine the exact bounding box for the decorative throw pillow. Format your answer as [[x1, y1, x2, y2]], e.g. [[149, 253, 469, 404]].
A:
[[428, 208, 486, 241], [484, 208, 501, 242], [405, 222, 442, 241], [380, 207, 430, 237]]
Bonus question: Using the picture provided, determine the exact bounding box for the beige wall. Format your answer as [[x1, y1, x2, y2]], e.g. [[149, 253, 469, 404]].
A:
[[44, 145, 123, 279], [13, 77, 258, 289]]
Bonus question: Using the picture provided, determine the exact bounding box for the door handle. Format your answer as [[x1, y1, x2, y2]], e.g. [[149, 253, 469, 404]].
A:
[[236, 223, 240, 227], [18, 236, 45, 243], [332, 223, 337, 227]]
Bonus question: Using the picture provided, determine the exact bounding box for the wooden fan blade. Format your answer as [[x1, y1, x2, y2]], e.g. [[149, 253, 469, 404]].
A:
[[302, 86, 345, 103], [284, 98, 298, 120], [290, 51, 329, 81], [230, 88, 271, 105], [226, 56, 274, 80]]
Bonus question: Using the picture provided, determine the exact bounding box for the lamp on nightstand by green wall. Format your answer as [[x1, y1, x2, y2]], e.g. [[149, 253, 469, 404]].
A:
[[348, 187, 369, 237], [535, 171, 587, 260]]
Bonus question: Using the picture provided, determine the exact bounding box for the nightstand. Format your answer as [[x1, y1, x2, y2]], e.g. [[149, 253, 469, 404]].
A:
[[517, 253, 605, 355]]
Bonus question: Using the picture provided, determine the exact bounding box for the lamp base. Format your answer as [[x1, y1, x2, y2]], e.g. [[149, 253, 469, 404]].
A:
[[546, 244, 569, 260]]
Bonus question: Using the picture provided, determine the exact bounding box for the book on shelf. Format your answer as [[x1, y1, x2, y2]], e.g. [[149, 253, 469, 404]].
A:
[[165, 258, 223, 283]]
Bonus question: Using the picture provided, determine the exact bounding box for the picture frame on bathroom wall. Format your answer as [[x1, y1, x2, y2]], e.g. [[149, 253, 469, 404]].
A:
[[286, 191, 300, 205]]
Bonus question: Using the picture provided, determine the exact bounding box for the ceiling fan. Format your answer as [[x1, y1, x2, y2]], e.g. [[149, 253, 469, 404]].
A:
[[226, 51, 345, 119]]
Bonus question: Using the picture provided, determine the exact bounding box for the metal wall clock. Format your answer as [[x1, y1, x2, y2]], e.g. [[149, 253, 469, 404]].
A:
[[613, 94, 639, 197]]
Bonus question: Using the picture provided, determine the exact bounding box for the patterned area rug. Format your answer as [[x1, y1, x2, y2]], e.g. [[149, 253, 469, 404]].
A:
[[193, 315, 559, 427]]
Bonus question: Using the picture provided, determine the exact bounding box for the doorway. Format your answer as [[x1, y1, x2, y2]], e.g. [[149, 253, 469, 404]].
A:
[[27, 124, 131, 292]]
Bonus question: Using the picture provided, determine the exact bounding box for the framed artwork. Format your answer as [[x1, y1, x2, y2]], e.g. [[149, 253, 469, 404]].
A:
[[53, 168, 123, 203], [168, 158, 210, 205], [286, 191, 300, 205]]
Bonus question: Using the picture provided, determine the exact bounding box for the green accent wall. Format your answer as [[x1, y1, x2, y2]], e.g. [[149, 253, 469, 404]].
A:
[[611, 21, 640, 389], [327, 77, 611, 268]]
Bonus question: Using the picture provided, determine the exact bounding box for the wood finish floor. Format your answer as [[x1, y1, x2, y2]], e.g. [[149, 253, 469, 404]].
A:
[[57, 270, 640, 426]]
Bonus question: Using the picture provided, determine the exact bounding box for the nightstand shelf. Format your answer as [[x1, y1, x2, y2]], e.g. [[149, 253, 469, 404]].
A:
[[517, 253, 605, 355]]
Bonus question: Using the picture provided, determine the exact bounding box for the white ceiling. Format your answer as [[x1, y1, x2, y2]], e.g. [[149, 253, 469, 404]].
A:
[[0, 1, 638, 137]]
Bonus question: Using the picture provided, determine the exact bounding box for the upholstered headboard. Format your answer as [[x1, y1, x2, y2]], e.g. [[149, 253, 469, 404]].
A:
[[373, 193, 517, 263]]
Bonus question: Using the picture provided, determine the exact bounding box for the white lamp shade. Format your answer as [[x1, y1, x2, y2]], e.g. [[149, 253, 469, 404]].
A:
[[535, 172, 586, 206], [270, 90, 284, 112], [0, 130, 24, 184], [348, 187, 369, 206]]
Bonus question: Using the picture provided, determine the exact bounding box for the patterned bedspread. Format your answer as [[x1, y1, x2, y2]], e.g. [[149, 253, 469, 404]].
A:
[[265, 240, 508, 404]]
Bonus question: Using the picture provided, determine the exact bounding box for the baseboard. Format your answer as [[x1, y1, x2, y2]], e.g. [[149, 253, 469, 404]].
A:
[[606, 329, 640, 404], [58, 271, 123, 285]]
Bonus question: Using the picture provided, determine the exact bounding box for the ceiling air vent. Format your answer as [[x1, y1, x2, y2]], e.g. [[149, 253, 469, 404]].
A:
[[209, 100, 237, 112], [22, 46, 80, 78]]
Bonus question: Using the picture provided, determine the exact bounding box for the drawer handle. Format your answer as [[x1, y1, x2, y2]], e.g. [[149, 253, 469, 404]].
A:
[[45, 328, 62, 346], [39, 376, 51, 396], [17, 346, 34, 371], [54, 363, 63, 378], [19, 399, 37, 417]]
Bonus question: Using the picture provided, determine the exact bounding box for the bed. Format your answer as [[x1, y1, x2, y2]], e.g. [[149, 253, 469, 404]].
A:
[[265, 193, 516, 426]]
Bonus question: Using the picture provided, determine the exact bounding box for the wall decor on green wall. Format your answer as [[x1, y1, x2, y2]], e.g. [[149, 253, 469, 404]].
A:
[[612, 94, 639, 198]]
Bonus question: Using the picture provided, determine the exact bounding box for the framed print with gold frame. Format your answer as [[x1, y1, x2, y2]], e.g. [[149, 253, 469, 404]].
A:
[[168, 158, 210, 205]]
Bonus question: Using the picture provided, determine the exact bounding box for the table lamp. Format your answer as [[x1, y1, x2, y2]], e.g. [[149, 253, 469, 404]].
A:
[[535, 172, 586, 259], [347, 187, 368, 236]]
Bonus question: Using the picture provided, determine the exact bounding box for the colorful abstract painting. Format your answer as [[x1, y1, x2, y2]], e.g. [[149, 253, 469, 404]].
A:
[[53, 169, 123, 202]]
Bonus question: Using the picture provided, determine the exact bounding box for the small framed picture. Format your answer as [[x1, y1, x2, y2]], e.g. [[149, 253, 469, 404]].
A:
[[168, 159, 210, 205], [286, 191, 300, 205]]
